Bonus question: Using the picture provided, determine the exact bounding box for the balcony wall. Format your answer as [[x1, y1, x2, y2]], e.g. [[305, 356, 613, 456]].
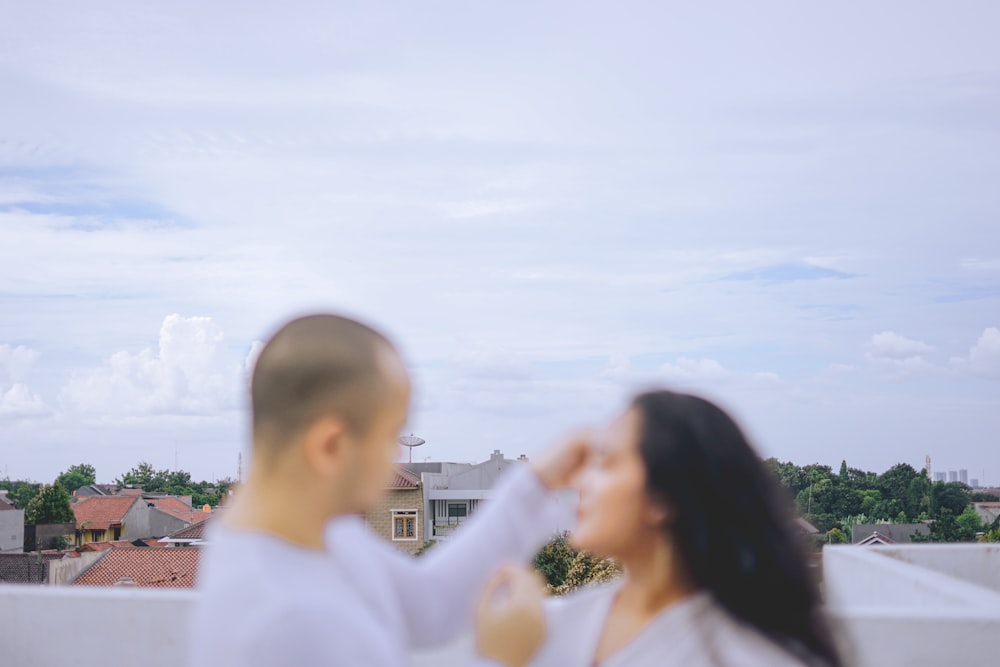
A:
[[1, 544, 997, 666]]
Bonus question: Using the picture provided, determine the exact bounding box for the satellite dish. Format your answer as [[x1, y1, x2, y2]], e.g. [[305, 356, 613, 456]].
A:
[[397, 434, 426, 463]]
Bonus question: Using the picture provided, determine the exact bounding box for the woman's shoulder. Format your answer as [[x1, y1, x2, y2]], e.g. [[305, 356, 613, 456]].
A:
[[699, 597, 811, 667]]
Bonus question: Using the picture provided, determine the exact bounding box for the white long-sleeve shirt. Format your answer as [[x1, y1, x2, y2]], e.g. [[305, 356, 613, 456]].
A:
[[191, 466, 568, 666], [528, 581, 809, 667]]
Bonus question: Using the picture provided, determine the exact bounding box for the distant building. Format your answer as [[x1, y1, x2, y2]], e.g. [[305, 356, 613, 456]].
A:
[[959, 470, 969, 485], [363, 466, 425, 555], [971, 478, 980, 488], [72, 494, 211, 545], [70, 546, 200, 588], [0, 490, 25, 554], [851, 523, 930, 545], [972, 503, 1000, 526], [949, 471, 958, 482], [933, 472, 947, 483], [407, 450, 574, 544]]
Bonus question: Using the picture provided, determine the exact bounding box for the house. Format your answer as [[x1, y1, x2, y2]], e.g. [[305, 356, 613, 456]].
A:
[[158, 519, 211, 547], [407, 450, 575, 544], [364, 466, 425, 555], [851, 523, 930, 545], [70, 547, 200, 588], [72, 484, 117, 498], [409, 450, 524, 542], [972, 502, 1000, 526], [0, 490, 25, 555], [72, 495, 202, 545]]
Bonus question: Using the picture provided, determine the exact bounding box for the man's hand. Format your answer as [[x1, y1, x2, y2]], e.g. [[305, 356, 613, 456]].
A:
[[530, 430, 593, 490], [476, 565, 547, 667]]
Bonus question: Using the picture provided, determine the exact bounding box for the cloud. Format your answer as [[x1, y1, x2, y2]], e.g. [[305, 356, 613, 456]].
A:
[[0, 343, 51, 420], [0, 343, 40, 382], [62, 314, 243, 416], [0, 383, 50, 419], [599, 354, 779, 390], [951, 327, 1000, 380], [722, 262, 855, 284], [866, 331, 934, 361]]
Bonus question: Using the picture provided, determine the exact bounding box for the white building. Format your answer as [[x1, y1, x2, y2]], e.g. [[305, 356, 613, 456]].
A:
[[407, 450, 575, 542], [0, 491, 24, 554]]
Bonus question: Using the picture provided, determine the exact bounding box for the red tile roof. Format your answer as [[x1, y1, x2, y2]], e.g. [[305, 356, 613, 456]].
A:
[[387, 466, 421, 489], [73, 496, 139, 531], [168, 520, 210, 541], [0, 495, 16, 511], [146, 496, 212, 525], [73, 547, 201, 588]]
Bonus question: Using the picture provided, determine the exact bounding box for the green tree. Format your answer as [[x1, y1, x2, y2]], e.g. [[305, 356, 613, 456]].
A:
[[876, 463, 918, 517], [25, 482, 75, 525], [931, 482, 971, 517], [55, 463, 96, 493], [534, 532, 577, 589], [551, 551, 620, 596], [0, 479, 41, 509], [115, 462, 160, 490], [956, 506, 987, 539]]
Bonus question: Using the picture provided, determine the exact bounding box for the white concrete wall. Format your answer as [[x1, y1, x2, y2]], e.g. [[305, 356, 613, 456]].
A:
[[2, 544, 997, 667], [824, 544, 1000, 666], [0, 508, 24, 554]]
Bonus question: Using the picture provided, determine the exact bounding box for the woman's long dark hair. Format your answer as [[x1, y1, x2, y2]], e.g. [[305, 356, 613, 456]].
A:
[[633, 390, 841, 667]]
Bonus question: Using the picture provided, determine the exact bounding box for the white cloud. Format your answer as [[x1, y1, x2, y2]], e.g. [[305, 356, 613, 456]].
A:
[[0, 343, 51, 420], [0, 383, 50, 419], [62, 314, 242, 416], [0, 344, 40, 383], [951, 327, 1000, 380], [866, 331, 934, 361]]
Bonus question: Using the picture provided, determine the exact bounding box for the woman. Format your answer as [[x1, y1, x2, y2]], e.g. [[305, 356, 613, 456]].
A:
[[527, 390, 843, 667]]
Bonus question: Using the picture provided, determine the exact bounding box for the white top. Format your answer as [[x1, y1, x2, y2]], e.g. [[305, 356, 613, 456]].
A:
[[191, 466, 566, 667], [529, 581, 809, 667]]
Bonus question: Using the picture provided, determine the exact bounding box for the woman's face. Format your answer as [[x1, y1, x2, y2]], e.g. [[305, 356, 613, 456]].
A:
[[571, 407, 664, 558]]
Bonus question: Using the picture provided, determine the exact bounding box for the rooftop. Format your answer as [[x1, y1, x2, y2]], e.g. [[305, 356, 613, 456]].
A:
[[73, 547, 200, 589], [387, 466, 422, 489], [72, 496, 139, 531]]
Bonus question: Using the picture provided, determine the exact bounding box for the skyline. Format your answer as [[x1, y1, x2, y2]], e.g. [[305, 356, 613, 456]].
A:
[[1, 2, 998, 484]]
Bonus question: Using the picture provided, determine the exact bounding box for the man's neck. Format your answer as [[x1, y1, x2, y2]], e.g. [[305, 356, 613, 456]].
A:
[[224, 470, 337, 550]]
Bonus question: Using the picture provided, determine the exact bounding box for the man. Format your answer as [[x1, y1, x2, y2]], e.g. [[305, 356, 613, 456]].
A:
[[192, 314, 584, 666]]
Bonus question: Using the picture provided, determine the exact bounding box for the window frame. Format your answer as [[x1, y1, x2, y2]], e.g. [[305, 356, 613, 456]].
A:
[[391, 509, 419, 542]]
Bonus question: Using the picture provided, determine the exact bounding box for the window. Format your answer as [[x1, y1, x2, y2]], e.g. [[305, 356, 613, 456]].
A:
[[392, 510, 418, 541], [448, 503, 467, 518]]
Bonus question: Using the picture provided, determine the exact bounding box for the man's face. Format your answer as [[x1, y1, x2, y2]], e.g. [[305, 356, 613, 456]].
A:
[[341, 348, 411, 513]]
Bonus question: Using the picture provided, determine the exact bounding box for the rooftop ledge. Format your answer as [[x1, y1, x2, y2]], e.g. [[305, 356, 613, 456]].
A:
[[2, 544, 997, 667]]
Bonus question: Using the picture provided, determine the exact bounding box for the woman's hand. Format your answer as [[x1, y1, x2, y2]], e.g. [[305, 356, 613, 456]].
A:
[[530, 430, 594, 490], [476, 565, 547, 667]]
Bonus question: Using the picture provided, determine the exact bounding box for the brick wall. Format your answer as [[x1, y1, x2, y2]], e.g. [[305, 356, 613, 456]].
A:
[[364, 487, 424, 556]]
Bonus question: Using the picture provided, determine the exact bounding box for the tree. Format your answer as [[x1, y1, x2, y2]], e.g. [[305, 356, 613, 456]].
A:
[[956, 506, 987, 540], [56, 463, 96, 493], [25, 482, 75, 525], [551, 551, 620, 595], [876, 463, 918, 518], [0, 479, 41, 509], [115, 461, 159, 491], [931, 482, 971, 517], [534, 532, 577, 589]]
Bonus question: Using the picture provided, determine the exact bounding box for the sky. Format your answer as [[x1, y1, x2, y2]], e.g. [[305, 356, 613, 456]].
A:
[[1, 2, 998, 486]]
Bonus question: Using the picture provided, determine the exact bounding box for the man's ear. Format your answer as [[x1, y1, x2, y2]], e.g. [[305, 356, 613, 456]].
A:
[[302, 415, 349, 477]]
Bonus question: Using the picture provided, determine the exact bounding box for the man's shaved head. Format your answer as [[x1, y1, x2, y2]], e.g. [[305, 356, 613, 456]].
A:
[[250, 314, 405, 452]]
